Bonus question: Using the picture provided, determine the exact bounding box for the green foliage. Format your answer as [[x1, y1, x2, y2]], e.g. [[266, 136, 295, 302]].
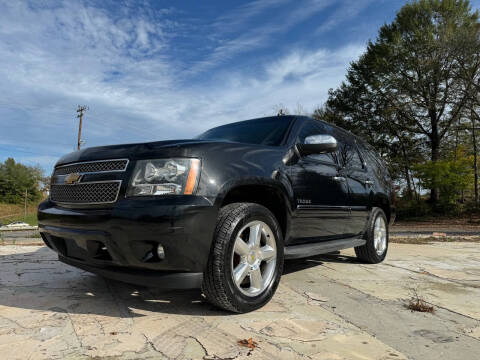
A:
[[316, 0, 480, 205], [0, 158, 44, 204], [413, 148, 473, 210], [396, 198, 432, 219]]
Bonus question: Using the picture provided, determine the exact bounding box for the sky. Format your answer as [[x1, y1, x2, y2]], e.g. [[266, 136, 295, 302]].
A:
[[1, 0, 479, 174]]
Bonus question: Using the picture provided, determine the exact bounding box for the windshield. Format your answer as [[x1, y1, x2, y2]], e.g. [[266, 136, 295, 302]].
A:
[[196, 117, 293, 146]]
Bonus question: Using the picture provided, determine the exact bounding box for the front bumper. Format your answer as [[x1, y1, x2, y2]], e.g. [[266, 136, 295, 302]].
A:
[[38, 196, 218, 288], [59, 256, 203, 288]]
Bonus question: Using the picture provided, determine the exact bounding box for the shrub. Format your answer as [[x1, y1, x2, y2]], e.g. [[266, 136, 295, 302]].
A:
[[396, 198, 431, 219], [413, 149, 473, 212], [0, 158, 44, 204]]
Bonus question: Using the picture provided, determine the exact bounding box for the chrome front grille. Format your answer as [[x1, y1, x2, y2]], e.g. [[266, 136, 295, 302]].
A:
[[50, 181, 122, 204], [53, 159, 128, 176], [51, 159, 128, 205]]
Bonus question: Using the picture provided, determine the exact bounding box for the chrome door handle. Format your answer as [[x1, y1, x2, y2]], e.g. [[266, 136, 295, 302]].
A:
[[333, 176, 346, 182], [365, 180, 374, 186]]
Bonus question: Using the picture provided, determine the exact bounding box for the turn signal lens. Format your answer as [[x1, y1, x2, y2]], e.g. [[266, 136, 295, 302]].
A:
[[184, 159, 200, 195]]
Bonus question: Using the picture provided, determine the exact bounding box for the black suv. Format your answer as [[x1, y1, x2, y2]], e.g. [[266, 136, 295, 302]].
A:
[[38, 116, 394, 313]]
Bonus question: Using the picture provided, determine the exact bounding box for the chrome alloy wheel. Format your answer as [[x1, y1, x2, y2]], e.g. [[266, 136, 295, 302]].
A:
[[373, 216, 387, 255], [231, 221, 277, 297]]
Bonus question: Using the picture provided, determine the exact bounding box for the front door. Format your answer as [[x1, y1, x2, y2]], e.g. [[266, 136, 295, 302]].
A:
[[288, 121, 351, 244]]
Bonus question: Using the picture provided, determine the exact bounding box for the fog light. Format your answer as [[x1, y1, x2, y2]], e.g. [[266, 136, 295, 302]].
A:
[[156, 244, 165, 260]]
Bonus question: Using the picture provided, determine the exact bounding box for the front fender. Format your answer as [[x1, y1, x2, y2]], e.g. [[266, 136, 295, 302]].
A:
[[213, 173, 294, 211]]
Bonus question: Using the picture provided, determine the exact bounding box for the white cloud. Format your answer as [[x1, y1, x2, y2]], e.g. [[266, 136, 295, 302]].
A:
[[0, 0, 364, 172], [190, 0, 336, 74], [213, 0, 291, 33], [144, 44, 364, 141], [315, 0, 374, 34]]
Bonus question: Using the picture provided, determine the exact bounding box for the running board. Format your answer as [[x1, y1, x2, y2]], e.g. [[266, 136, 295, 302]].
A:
[[284, 238, 366, 259]]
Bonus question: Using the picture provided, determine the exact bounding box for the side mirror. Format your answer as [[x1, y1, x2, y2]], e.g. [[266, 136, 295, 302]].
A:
[[297, 135, 337, 156]]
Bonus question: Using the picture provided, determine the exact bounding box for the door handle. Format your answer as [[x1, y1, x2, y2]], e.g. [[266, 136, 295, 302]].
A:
[[333, 176, 346, 182], [365, 180, 374, 186]]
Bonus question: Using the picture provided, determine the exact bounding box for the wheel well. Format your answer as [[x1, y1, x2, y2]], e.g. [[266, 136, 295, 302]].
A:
[[373, 197, 391, 223], [221, 185, 287, 238]]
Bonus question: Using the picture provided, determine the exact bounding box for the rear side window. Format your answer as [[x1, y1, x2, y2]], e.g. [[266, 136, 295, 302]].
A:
[[358, 142, 384, 170], [298, 121, 337, 165], [338, 142, 364, 169], [358, 142, 389, 180]]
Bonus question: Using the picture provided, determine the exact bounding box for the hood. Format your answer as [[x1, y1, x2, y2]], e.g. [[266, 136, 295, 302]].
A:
[[56, 139, 215, 166], [55, 139, 279, 167]]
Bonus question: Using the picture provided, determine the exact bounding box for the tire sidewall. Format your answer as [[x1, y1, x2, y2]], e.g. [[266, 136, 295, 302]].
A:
[[366, 208, 389, 262], [222, 205, 284, 311]]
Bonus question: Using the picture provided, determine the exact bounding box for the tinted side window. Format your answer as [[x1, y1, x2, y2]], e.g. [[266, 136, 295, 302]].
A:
[[358, 142, 384, 171], [358, 142, 389, 182], [337, 141, 364, 169], [298, 121, 337, 165]]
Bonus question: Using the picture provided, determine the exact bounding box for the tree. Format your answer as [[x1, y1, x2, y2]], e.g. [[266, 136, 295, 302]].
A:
[[413, 147, 473, 210], [273, 104, 290, 116], [455, 19, 480, 205], [0, 158, 44, 204], [317, 0, 480, 203]]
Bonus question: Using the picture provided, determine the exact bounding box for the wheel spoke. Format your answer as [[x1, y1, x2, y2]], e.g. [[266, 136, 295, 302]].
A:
[[249, 223, 262, 248], [231, 220, 277, 297], [250, 267, 263, 289], [373, 217, 387, 255], [380, 235, 386, 251], [233, 262, 249, 286], [259, 245, 275, 261], [234, 237, 249, 256]]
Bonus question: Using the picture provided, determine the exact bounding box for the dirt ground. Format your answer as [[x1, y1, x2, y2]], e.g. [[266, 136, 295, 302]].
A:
[[0, 242, 479, 360], [392, 217, 480, 233]]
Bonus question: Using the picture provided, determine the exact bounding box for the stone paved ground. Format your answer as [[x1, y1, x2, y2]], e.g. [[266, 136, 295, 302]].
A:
[[0, 242, 479, 359]]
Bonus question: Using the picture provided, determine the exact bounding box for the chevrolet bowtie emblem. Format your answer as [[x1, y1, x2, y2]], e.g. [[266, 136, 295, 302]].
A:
[[65, 173, 82, 185]]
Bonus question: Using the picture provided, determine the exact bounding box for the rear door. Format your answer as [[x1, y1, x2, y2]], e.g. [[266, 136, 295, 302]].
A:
[[336, 135, 371, 235], [289, 121, 351, 243]]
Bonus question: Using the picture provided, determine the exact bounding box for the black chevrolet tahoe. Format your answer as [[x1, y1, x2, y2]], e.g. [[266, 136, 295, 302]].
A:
[[38, 115, 395, 313]]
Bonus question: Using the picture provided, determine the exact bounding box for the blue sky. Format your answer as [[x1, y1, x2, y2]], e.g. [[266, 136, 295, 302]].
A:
[[1, 0, 479, 174]]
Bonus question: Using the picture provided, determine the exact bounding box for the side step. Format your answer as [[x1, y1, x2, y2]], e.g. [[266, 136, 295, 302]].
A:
[[284, 238, 366, 259]]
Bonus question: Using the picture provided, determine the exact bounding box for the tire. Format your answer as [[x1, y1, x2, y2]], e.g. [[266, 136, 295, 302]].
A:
[[354, 207, 388, 264], [202, 202, 284, 313]]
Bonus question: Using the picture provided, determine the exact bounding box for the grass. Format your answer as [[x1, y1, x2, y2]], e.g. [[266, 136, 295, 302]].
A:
[[0, 202, 41, 226]]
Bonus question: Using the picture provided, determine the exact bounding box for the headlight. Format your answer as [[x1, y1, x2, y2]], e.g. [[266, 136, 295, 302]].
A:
[[127, 158, 200, 196]]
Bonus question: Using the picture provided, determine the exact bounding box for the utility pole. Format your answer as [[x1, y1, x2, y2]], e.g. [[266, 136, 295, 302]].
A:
[[76, 105, 88, 150]]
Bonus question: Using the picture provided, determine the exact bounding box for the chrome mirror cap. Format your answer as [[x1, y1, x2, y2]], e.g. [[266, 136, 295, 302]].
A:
[[298, 135, 338, 156], [305, 134, 337, 146]]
